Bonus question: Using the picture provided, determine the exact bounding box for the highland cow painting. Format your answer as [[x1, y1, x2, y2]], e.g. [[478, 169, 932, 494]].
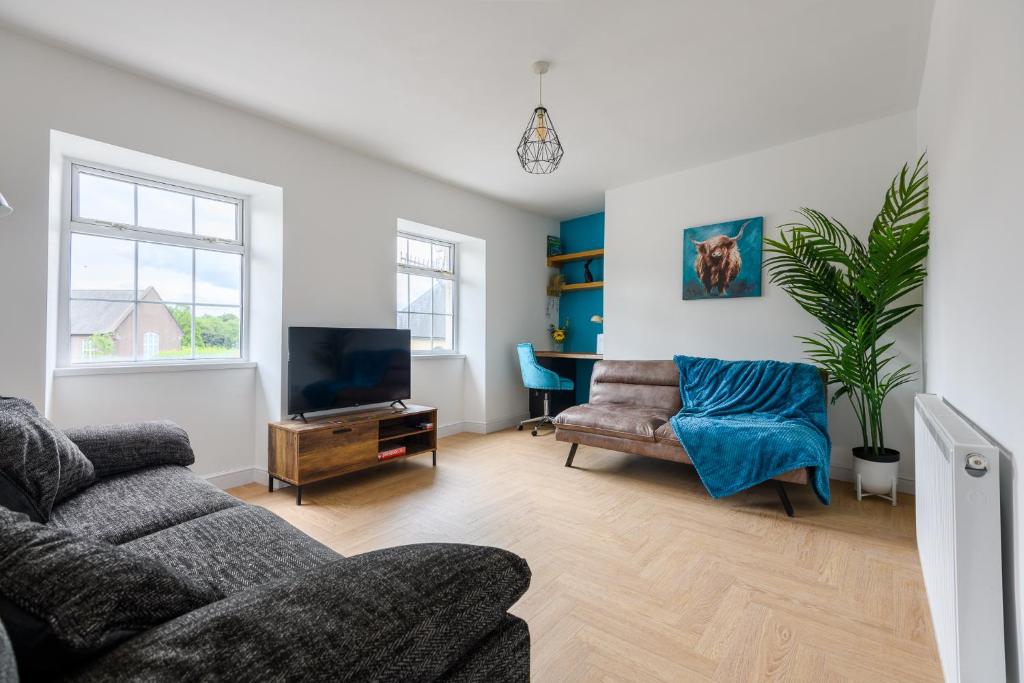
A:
[[682, 216, 763, 300]]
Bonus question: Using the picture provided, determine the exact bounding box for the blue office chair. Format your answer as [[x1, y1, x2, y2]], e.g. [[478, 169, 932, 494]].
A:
[[516, 342, 574, 436]]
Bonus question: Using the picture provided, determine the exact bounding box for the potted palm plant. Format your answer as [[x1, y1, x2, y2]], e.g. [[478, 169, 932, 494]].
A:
[[764, 155, 929, 497]]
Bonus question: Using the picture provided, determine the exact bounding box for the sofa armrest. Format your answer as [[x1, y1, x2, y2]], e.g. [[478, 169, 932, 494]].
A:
[[62, 421, 194, 478], [73, 543, 531, 682]]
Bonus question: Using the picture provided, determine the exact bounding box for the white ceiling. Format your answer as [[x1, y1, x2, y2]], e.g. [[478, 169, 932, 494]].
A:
[[0, 0, 934, 219]]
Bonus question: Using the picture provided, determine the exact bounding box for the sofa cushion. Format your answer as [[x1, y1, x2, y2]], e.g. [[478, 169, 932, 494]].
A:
[[445, 613, 530, 682], [122, 506, 342, 596], [64, 421, 195, 478], [588, 360, 682, 413], [48, 465, 244, 545], [0, 507, 221, 678], [554, 404, 672, 441], [73, 544, 530, 682], [655, 422, 680, 443], [0, 397, 95, 522]]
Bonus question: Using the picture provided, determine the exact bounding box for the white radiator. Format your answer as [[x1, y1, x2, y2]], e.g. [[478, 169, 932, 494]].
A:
[[914, 394, 1005, 682]]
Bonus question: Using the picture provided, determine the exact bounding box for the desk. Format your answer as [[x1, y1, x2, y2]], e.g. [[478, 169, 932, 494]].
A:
[[530, 352, 603, 418], [535, 351, 603, 361]]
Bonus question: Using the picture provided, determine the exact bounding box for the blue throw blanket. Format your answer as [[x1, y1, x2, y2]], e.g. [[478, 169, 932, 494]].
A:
[[669, 355, 831, 505]]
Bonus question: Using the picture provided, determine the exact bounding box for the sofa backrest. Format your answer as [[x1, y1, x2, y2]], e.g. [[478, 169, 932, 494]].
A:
[[588, 361, 681, 412]]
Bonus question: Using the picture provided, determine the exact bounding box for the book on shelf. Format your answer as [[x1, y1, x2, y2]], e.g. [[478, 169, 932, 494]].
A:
[[378, 446, 407, 461]]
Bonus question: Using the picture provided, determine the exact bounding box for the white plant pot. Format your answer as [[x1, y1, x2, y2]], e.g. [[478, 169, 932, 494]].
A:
[[853, 453, 899, 495]]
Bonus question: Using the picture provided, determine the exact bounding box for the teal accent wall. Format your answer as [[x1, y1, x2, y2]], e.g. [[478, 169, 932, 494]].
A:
[[557, 212, 604, 404], [558, 212, 604, 352]]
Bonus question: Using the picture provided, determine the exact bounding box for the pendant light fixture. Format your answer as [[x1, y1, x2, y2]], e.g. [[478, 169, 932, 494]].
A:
[[517, 61, 564, 174]]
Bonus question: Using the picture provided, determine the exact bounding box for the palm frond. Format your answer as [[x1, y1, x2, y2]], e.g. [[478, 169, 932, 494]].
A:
[[769, 155, 929, 456]]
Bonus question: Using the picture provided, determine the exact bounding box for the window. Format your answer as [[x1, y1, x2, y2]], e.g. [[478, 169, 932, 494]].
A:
[[396, 233, 455, 352], [64, 163, 246, 365]]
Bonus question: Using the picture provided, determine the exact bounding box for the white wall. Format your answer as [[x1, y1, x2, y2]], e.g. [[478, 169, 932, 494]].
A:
[[605, 112, 921, 486], [917, 0, 1024, 676], [0, 28, 554, 481]]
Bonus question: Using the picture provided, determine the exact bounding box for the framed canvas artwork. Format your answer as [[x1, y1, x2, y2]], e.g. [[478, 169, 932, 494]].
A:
[[682, 216, 763, 300]]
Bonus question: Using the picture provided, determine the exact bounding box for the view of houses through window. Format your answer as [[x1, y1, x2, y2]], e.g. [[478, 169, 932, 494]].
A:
[[396, 233, 455, 352], [66, 164, 246, 364]]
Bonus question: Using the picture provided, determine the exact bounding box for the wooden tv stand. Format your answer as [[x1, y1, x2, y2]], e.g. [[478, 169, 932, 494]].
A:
[[268, 404, 437, 504]]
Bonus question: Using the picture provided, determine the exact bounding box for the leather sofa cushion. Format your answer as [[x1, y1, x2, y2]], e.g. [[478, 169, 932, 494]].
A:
[[655, 422, 680, 443], [588, 361, 682, 413], [554, 404, 672, 441]]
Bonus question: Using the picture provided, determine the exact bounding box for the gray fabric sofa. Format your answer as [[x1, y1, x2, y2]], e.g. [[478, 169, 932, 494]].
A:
[[0, 408, 530, 682]]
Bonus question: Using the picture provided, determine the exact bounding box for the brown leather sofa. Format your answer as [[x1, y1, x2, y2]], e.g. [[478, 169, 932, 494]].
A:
[[552, 360, 810, 516]]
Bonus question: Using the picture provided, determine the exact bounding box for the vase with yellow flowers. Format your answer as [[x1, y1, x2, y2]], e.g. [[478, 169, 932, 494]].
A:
[[548, 319, 569, 352]]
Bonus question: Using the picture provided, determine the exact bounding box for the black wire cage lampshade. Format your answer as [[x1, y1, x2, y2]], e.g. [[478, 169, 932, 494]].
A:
[[517, 61, 564, 174]]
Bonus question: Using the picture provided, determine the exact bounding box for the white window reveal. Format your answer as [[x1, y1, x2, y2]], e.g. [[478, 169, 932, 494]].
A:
[[396, 233, 456, 353], [63, 163, 247, 365]]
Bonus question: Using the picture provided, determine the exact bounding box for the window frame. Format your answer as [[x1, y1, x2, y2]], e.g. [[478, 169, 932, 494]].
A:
[[396, 232, 458, 355], [58, 159, 250, 369]]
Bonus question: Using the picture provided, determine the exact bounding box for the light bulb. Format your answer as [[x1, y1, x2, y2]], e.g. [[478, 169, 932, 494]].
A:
[[535, 110, 548, 141]]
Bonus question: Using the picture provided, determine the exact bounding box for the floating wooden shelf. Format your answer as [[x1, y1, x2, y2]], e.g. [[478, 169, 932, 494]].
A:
[[560, 281, 604, 292], [547, 248, 604, 267]]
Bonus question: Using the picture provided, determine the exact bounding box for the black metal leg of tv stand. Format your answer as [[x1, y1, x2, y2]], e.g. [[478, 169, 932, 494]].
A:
[[432, 450, 437, 467], [295, 485, 303, 506]]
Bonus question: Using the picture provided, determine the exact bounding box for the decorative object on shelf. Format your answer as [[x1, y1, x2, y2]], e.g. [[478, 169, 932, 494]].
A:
[[590, 315, 604, 355], [764, 154, 929, 504], [378, 446, 407, 462], [546, 273, 566, 297], [683, 217, 763, 300], [0, 191, 12, 218], [583, 259, 595, 283], [517, 61, 564, 175], [546, 235, 563, 257], [548, 319, 569, 351]]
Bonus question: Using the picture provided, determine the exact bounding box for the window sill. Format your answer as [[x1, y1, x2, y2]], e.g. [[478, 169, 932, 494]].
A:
[[53, 360, 257, 377], [411, 353, 466, 361]]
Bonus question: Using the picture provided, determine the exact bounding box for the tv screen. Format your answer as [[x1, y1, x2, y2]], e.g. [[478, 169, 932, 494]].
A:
[[287, 327, 411, 415]]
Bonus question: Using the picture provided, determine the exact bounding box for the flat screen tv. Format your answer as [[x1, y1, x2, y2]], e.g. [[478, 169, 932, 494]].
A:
[[287, 327, 411, 416]]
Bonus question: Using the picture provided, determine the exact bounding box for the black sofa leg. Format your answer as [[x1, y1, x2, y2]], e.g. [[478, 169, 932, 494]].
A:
[[565, 443, 578, 468], [776, 481, 794, 517]]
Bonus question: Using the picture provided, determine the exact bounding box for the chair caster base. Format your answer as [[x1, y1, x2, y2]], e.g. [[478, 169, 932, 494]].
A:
[[516, 424, 524, 431]]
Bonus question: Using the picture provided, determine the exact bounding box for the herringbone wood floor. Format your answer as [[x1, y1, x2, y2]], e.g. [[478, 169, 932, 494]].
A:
[[231, 429, 942, 682]]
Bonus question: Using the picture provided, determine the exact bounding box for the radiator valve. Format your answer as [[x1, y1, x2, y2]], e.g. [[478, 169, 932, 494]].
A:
[[965, 453, 989, 477]]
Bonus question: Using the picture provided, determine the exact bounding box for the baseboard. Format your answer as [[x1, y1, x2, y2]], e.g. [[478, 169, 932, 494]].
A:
[[438, 414, 528, 436], [481, 414, 530, 434], [829, 464, 915, 495], [204, 467, 265, 490], [437, 422, 469, 438]]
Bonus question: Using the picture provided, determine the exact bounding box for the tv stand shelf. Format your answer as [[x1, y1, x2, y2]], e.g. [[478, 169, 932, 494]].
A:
[[268, 404, 437, 505]]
